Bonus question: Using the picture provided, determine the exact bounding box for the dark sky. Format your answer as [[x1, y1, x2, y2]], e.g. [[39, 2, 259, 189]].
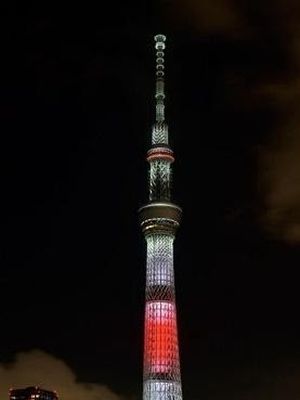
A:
[[1, 1, 300, 400]]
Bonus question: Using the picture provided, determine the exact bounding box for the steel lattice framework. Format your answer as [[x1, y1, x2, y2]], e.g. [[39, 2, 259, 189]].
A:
[[139, 34, 183, 400]]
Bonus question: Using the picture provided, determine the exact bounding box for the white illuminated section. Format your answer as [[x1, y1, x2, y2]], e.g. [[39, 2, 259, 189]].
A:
[[146, 234, 174, 286], [143, 380, 182, 400], [152, 123, 168, 145], [149, 160, 171, 201]]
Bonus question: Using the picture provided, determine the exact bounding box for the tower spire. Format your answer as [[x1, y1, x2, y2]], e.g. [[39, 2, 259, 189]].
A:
[[154, 34, 166, 123], [139, 34, 183, 400], [152, 35, 169, 146]]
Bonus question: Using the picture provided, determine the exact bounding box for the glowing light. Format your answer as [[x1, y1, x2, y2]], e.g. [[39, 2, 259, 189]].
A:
[[149, 160, 172, 202], [143, 380, 182, 400], [152, 123, 168, 145], [146, 234, 174, 287], [144, 301, 180, 376]]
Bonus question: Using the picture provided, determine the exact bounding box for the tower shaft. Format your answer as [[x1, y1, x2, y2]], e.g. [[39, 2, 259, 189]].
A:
[[139, 35, 183, 400]]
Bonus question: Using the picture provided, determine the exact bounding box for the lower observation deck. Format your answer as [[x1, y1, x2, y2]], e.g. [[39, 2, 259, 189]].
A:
[[139, 202, 182, 235]]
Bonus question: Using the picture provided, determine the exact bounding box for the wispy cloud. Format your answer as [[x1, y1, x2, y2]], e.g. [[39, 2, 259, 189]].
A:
[[0, 350, 122, 400], [162, 0, 300, 244]]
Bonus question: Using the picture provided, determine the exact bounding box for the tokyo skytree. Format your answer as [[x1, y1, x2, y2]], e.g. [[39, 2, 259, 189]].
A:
[[139, 34, 183, 400]]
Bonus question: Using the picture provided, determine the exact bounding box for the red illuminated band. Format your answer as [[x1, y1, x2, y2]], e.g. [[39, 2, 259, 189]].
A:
[[146, 147, 175, 163], [144, 300, 179, 374]]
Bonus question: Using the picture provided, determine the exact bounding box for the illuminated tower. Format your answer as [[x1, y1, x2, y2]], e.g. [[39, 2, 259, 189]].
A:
[[139, 34, 183, 400]]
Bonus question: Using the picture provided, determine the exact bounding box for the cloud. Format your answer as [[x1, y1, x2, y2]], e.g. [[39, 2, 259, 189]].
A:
[[236, 362, 300, 400], [254, 2, 300, 243], [161, 0, 246, 36], [162, 0, 300, 243], [258, 99, 300, 243], [0, 350, 122, 400]]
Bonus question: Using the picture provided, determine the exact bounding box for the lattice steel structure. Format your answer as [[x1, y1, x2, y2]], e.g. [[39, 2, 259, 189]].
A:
[[139, 34, 183, 400]]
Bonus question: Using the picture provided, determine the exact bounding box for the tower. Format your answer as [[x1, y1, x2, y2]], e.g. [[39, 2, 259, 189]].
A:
[[139, 35, 183, 400]]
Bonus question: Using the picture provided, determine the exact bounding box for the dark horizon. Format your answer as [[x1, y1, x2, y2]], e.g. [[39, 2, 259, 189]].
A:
[[1, 2, 300, 400]]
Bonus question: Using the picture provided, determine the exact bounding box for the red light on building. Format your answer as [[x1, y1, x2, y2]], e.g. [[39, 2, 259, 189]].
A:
[[144, 301, 180, 375]]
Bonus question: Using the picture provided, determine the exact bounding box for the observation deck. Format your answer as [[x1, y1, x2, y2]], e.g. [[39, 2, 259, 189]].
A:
[[139, 202, 182, 235]]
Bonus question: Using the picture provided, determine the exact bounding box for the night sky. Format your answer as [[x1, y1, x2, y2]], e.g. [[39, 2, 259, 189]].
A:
[[1, 2, 300, 399]]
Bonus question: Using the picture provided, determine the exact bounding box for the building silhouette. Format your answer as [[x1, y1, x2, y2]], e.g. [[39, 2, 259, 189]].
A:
[[9, 387, 58, 400]]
